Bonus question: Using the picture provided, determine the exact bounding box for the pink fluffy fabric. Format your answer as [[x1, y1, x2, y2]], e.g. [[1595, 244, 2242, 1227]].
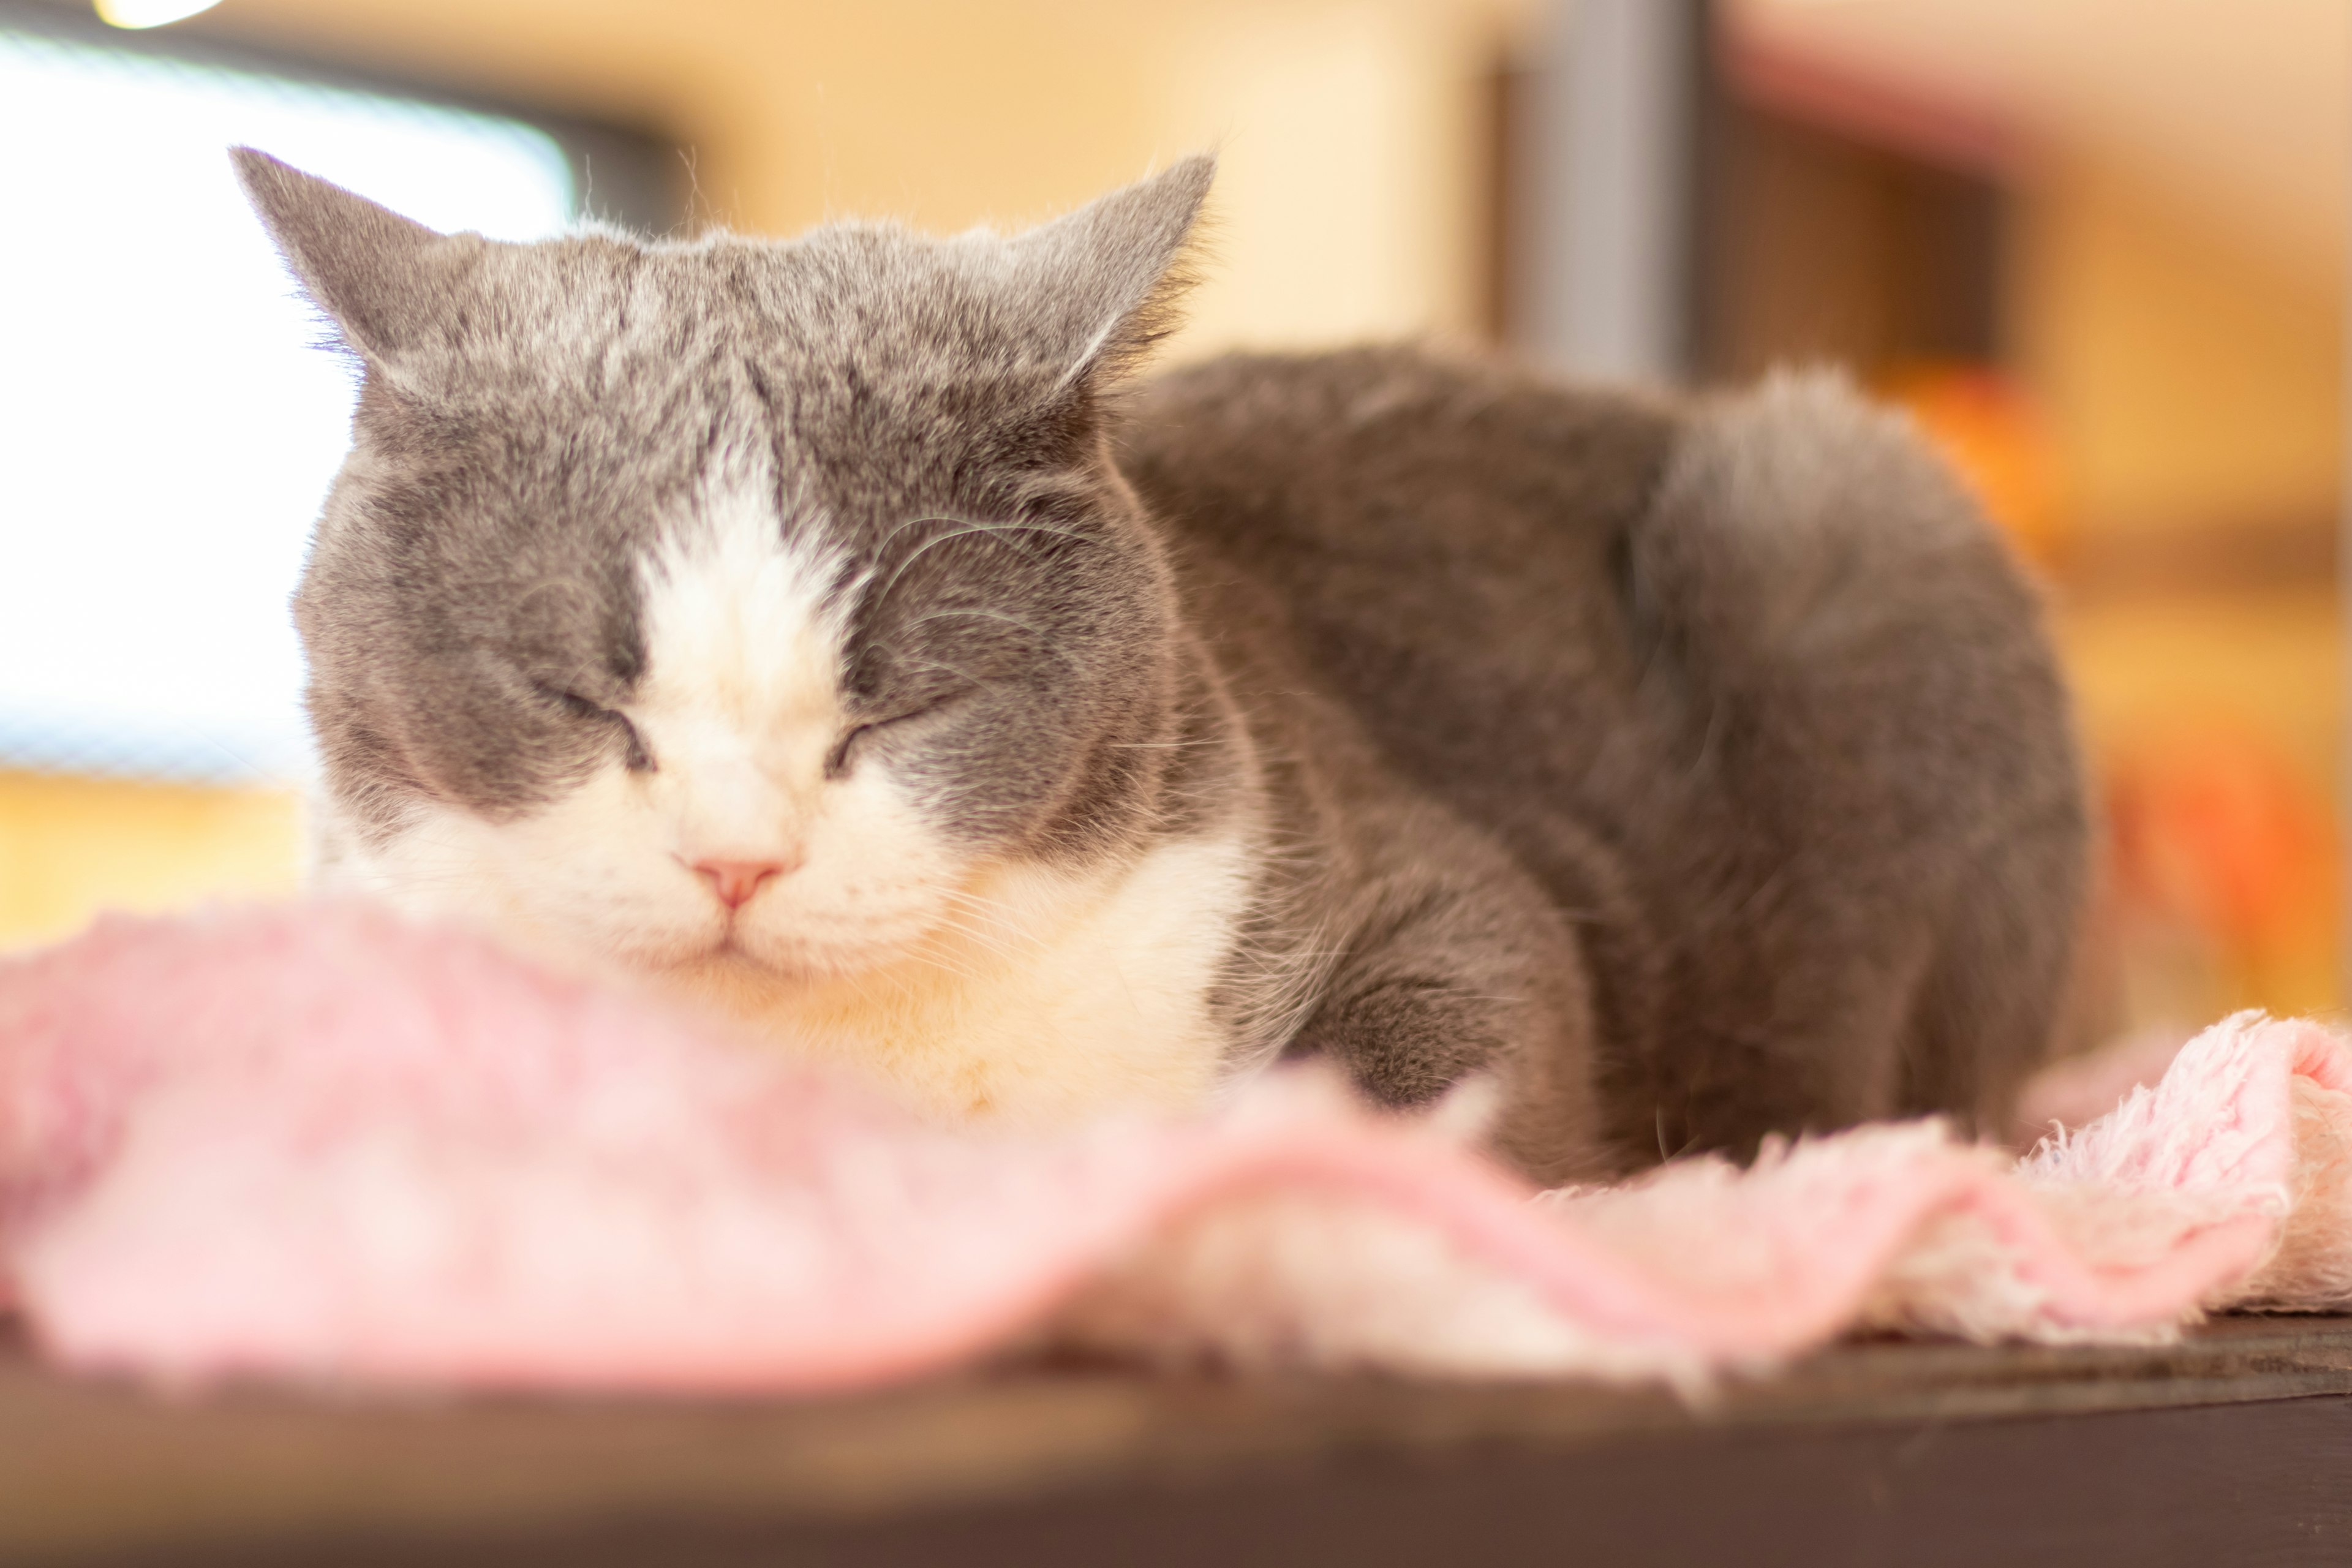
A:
[[1, 904, 2344, 1394]]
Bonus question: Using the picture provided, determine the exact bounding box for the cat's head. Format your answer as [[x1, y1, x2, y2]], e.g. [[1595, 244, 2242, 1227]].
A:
[[235, 148, 1218, 989]]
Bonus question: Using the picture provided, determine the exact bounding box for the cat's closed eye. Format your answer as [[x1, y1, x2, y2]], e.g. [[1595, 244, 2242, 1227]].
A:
[[538, 683, 654, 772], [826, 695, 963, 778]]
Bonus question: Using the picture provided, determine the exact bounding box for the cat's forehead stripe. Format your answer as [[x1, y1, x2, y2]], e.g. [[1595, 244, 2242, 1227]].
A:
[[636, 470, 845, 732]]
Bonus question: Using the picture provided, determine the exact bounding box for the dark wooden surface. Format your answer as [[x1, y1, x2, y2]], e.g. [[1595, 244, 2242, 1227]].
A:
[[9, 1314, 2352, 1566]]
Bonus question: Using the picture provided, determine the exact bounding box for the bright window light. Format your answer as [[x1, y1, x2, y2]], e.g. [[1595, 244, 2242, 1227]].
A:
[[0, 29, 576, 783], [94, 0, 225, 31]]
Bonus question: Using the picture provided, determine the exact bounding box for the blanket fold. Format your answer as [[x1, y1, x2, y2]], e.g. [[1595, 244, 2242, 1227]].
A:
[[2, 905, 2345, 1393]]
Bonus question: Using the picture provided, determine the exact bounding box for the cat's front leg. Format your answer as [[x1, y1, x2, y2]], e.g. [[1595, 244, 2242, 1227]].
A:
[[1282, 820, 1611, 1186]]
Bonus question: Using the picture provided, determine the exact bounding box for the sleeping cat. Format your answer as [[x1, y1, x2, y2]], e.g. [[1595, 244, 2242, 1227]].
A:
[[233, 148, 2087, 1183]]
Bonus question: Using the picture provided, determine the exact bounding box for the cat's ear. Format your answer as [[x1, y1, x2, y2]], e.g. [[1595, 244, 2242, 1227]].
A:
[[230, 147, 482, 389], [1011, 153, 1215, 393]]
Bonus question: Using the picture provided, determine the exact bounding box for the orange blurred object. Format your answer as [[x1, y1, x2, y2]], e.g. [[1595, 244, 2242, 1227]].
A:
[[1881, 362, 2068, 568], [2104, 727, 2340, 1016]]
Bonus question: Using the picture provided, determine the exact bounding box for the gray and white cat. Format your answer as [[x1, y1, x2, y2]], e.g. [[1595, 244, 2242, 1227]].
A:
[[235, 148, 2086, 1183]]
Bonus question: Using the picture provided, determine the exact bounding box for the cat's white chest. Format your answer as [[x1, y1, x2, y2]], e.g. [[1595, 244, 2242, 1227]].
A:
[[710, 830, 1262, 1125]]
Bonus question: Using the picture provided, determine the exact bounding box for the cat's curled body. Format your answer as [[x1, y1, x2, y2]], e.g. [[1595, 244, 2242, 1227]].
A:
[[1128, 353, 2086, 1178], [235, 149, 2086, 1182]]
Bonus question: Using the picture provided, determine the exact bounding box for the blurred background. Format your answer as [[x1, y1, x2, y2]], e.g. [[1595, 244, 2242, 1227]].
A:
[[0, 0, 2342, 1047]]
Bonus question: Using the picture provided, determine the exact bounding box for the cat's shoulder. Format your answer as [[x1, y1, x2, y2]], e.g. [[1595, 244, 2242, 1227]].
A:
[[1114, 343, 1679, 545], [1121, 341, 1673, 448]]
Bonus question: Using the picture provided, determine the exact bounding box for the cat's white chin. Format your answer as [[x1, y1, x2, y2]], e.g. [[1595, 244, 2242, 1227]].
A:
[[658, 923, 929, 988]]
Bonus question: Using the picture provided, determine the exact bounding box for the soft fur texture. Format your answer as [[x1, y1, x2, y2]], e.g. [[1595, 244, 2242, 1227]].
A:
[[0, 907, 2334, 1394], [232, 149, 2087, 1180]]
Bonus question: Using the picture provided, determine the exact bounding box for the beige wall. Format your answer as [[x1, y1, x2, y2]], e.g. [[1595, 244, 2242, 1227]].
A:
[[2016, 146, 2344, 543], [198, 0, 1520, 354]]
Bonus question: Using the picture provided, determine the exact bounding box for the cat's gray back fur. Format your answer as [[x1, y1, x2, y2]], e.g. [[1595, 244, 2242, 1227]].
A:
[[1119, 348, 2086, 1164]]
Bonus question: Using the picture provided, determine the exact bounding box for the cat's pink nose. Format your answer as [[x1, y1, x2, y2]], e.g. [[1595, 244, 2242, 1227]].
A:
[[692, 859, 785, 911]]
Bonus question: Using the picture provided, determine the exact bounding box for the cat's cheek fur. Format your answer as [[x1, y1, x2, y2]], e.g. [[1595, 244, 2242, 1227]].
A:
[[316, 754, 969, 982], [317, 776, 720, 974], [720, 761, 971, 975]]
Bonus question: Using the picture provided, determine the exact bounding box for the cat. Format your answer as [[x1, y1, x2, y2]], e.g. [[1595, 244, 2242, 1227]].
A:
[[233, 147, 2087, 1183]]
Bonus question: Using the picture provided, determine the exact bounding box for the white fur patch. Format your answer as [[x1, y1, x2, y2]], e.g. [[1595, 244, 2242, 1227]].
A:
[[631, 474, 849, 873]]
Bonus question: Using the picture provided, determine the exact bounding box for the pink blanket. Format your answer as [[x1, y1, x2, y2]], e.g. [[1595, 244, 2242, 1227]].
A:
[[3, 905, 2346, 1393]]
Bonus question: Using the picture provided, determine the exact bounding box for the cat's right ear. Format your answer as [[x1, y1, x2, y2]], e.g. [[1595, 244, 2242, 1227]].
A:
[[230, 148, 479, 390]]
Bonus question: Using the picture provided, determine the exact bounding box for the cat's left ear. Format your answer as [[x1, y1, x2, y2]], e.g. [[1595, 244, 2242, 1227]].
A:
[[230, 146, 484, 396], [1009, 154, 1215, 394]]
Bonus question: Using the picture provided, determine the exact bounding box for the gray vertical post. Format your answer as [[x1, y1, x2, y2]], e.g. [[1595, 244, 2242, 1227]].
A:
[[1515, 0, 1713, 383]]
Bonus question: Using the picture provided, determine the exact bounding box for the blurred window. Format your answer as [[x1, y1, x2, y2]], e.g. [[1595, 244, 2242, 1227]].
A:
[[0, 23, 579, 783]]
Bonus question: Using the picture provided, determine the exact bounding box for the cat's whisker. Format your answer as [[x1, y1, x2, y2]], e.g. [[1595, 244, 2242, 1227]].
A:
[[926, 900, 1035, 965], [866, 518, 1097, 614]]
